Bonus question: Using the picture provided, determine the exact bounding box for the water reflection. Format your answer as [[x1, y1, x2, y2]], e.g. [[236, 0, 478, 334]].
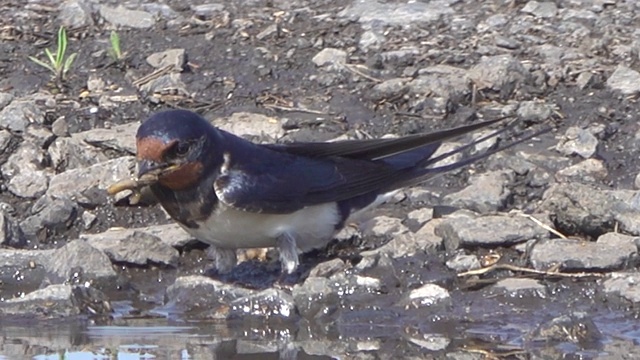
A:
[[0, 320, 331, 360], [2, 311, 640, 359]]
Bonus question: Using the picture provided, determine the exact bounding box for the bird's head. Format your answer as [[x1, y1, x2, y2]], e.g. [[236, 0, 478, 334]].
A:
[[135, 110, 222, 190]]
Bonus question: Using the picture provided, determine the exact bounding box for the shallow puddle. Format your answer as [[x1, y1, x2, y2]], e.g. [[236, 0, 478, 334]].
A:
[[1, 307, 639, 359]]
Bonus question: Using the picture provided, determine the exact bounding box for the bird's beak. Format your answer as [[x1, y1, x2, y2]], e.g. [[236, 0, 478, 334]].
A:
[[137, 159, 179, 178]]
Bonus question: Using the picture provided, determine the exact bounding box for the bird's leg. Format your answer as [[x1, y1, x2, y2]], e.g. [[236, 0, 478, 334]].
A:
[[206, 246, 237, 273], [276, 232, 300, 274]]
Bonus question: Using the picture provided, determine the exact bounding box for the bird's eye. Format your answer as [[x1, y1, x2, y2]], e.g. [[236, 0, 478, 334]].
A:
[[175, 142, 190, 156]]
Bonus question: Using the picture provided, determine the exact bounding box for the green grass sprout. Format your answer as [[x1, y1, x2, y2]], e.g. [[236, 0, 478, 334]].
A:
[[29, 26, 77, 82], [109, 30, 124, 61]]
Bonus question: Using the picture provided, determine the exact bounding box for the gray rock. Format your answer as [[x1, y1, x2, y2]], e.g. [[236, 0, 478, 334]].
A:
[[540, 183, 640, 236], [397, 284, 451, 309], [20, 196, 77, 239], [370, 78, 410, 101], [292, 277, 339, 321], [0, 92, 13, 109], [0, 98, 45, 132], [312, 48, 347, 67], [191, 3, 225, 17], [555, 126, 598, 158], [165, 275, 254, 319], [534, 44, 583, 65], [635, 172, 640, 190], [146, 49, 186, 71], [404, 333, 450, 352], [339, 0, 453, 25], [486, 151, 541, 175], [601, 232, 640, 249], [361, 215, 408, 238], [406, 208, 433, 228], [140, 3, 181, 19], [5, 166, 49, 198], [44, 240, 117, 283], [468, 55, 527, 94], [607, 65, 640, 95], [80, 223, 196, 249], [354, 252, 399, 290], [555, 159, 607, 183], [0, 284, 110, 318], [602, 272, 640, 303], [1, 143, 51, 198], [442, 170, 514, 213], [139, 73, 188, 100], [51, 116, 69, 137], [430, 141, 463, 168], [521, 1, 558, 18], [48, 137, 110, 171], [25, 126, 55, 149], [0, 249, 52, 268], [408, 65, 470, 101], [99, 5, 155, 29], [528, 312, 602, 345], [359, 29, 385, 51], [212, 112, 284, 140], [597, 339, 640, 359], [576, 72, 595, 90], [72, 122, 139, 154], [87, 74, 105, 93], [0, 129, 12, 153], [483, 14, 509, 29], [436, 213, 550, 251], [366, 234, 414, 260], [81, 211, 96, 230], [229, 288, 297, 322], [382, 47, 421, 63], [405, 186, 439, 205], [231, 18, 254, 31], [494, 35, 521, 50], [58, 0, 94, 29], [3, 141, 32, 174], [412, 219, 444, 252], [330, 272, 387, 297], [308, 258, 346, 278], [256, 24, 278, 41], [0, 212, 26, 248], [85, 231, 179, 267], [516, 101, 553, 123], [562, 9, 598, 21], [47, 157, 135, 206], [471, 128, 500, 153], [370, 218, 445, 259], [0, 249, 52, 288], [491, 278, 547, 297], [446, 253, 481, 272], [530, 233, 637, 271], [0, 202, 16, 216]]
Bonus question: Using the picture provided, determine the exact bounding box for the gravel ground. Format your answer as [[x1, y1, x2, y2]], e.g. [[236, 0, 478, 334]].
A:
[[2, 0, 640, 358]]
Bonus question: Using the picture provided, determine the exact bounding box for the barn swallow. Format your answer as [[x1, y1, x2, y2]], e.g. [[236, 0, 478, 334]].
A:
[[135, 109, 543, 275]]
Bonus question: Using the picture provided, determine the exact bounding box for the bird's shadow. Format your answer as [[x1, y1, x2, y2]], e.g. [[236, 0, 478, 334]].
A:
[[205, 244, 363, 290]]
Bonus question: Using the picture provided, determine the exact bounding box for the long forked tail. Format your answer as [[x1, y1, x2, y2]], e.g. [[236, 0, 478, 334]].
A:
[[266, 116, 513, 161], [392, 121, 552, 189]]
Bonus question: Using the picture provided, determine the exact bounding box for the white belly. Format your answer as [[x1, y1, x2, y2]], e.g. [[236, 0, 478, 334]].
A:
[[185, 202, 341, 252]]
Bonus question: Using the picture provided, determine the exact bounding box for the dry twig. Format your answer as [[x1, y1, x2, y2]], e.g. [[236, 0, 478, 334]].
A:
[[458, 263, 603, 279]]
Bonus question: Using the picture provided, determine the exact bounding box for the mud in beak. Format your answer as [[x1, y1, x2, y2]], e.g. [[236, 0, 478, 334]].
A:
[[137, 159, 180, 179]]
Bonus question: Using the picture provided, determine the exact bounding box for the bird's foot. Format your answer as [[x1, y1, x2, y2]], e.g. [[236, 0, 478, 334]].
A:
[[273, 232, 300, 290], [206, 246, 237, 274], [276, 232, 300, 275]]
